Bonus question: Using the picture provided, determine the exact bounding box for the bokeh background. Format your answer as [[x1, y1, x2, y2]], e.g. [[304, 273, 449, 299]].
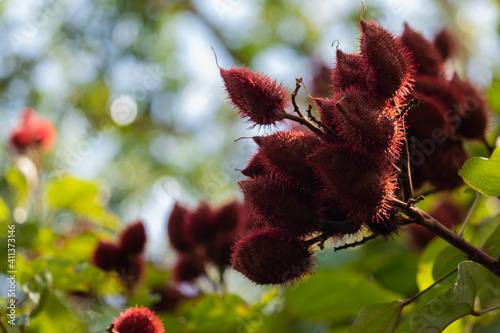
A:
[[2, 0, 500, 332]]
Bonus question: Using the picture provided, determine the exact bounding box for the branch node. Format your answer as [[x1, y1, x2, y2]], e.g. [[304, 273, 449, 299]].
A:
[[407, 195, 425, 207]]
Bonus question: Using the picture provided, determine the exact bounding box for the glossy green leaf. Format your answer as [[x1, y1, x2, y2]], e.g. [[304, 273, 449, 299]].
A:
[[22, 269, 52, 319], [459, 147, 500, 197], [416, 238, 450, 290], [483, 222, 500, 258], [410, 261, 489, 332], [6, 168, 29, 209], [20, 258, 107, 292], [182, 293, 248, 333], [350, 301, 404, 333], [47, 176, 118, 227], [432, 247, 467, 280], [286, 269, 402, 322], [47, 177, 100, 212]]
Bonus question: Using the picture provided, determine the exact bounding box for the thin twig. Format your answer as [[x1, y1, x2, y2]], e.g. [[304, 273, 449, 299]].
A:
[[282, 113, 324, 136], [304, 218, 360, 248], [482, 136, 495, 155], [402, 267, 458, 306], [291, 78, 306, 118], [458, 192, 481, 238], [401, 136, 414, 201], [306, 104, 320, 126], [304, 232, 329, 249], [305, 103, 339, 138], [388, 158, 402, 173], [332, 234, 378, 252], [399, 98, 419, 118], [399, 98, 418, 201], [472, 304, 500, 316]]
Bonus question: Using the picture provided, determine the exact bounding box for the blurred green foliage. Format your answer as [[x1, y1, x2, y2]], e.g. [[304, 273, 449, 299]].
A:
[[1, 0, 500, 332]]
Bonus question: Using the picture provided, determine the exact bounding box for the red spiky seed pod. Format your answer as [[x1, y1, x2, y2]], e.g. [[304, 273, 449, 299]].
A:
[[117, 253, 145, 288], [204, 233, 235, 270], [319, 197, 362, 236], [92, 241, 121, 271], [10, 107, 57, 154], [213, 201, 242, 232], [314, 98, 341, 137], [221, 65, 289, 126], [405, 91, 450, 138], [231, 227, 314, 285], [185, 202, 217, 245], [240, 152, 268, 178], [239, 175, 322, 236], [401, 23, 444, 77], [450, 73, 490, 140], [366, 209, 403, 239], [311, 61, 333, 97], [331, 50, 367, 92], [360, 20, 414, 101], [316, 192, 363, 234], [412, 75, 464, 120], [167, 203, 192, 253], [433, 28, 458, 61], [308, 143, 396, 220], [253, 131, 322, 186], [410, 140, 467, 191], [173, 254, 205, 282], [335, 88, 400, 155], [112, 305, 165, 333], [119, 221, 147, 255]]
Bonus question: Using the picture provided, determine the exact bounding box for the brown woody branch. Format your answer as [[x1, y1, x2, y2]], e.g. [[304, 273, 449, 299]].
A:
[[392, 198, 500, 277]]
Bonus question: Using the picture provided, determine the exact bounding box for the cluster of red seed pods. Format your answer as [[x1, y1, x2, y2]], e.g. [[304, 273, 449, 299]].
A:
[[222, 18, 417, 285], [166, 200, 253, 283], [221, 15, 491, 284], [92, 221, 147, 290], [400, 25, 490, 191]]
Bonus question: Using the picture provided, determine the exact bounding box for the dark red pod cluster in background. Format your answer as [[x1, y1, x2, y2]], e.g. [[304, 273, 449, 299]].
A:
[[91, 220, 147, 290], [401, 25, 491, 191], [166, 200, 253, 283]]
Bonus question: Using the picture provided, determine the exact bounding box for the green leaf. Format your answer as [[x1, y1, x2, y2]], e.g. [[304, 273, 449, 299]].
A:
[[46, 176, 118, 228], [6, 168, 29, 208], [410, 261, 489, 332], [458, 147, 500, 197], [350, 301, 404, 333], [20, 258, 107, 292], [182, 293, 249, 333], [22, 269, 52, 319], [432, 247, 467, 280], [0, 196, 10, 222], [47, 177, 100, 212], [483, 222, 500, 258], [286, 269, 402, 322], [416, 238, 450, 290]]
